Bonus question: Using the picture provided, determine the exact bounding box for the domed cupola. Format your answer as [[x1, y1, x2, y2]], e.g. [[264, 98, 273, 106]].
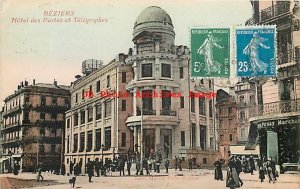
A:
[[133, 6, 175, 53]]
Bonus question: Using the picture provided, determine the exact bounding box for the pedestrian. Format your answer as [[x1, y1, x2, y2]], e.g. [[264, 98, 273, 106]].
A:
[[174, 156, 178, 170], [127, 160, 132, 176], [74, 163, 80, 176], [155, 159, 161, 173], [143, 158, 150, 175], [70, 161, 74, 175], [213, 159, 223, 180], [95, 160, 100, 177], [165, 158, 170, 173], [148, 158, 152, 172], [249, 155, 255, 175], [135, 159, 141, 176], [259, 166, 265, 183], [86, 161, 94, 182], [118, 157, 125, 176], [226, 157, 243, 189], [69, 176, 76, 188], [266, 157, 276, 183], [179, 158, 182, 171], [234, 156, 242, 177], [13, 162, 20, 176], [188, 156, 193, 171], [61, 163, 66, 176], [37, 166, 44, 182]]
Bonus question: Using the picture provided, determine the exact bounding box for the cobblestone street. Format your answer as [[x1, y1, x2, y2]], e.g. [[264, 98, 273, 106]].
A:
[[1, 168, 299, 189]]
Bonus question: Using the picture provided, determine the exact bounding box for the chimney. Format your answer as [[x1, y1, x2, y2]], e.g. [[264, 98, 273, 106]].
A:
[[53, 79, 57, 86], [17, 85, 20, 90], [33, 79, 35, 85], [21, 82, 24, 87], [25, 81, 28, 86]]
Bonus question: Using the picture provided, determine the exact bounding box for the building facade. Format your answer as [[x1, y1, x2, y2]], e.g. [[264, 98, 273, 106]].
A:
[[245, 0, 300, 169], [0, 80, 70, 172], [216, 89, 238, 162], [64, 57, 134, 173], [64, 6, 218, 172], [125, 6, 218, 167]]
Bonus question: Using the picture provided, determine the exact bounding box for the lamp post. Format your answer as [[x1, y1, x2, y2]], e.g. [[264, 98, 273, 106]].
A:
[[139, 105, 144, 175], [101, 144, 105, 163]]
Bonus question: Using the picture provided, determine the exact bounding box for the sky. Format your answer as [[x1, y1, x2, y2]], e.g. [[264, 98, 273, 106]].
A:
[[0, 0, 253, 107]]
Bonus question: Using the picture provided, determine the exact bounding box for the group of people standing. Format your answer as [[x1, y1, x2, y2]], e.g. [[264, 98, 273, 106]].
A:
[[214, 155, 279, 188]]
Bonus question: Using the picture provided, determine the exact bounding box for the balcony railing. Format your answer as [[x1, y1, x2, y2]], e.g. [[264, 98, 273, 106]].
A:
[[136, 109, 156, 116], [2, 105, 21, 117], [3, 121, 20, 130], [35, 120, 64, 127], [33, 104, 70, 112], [160, 109, 177, 116], [249, 99, 300, 117], [246, 1, 291, 25], [260, 1, 291, 22], [1, 137, 21, 144], [278, 47, 298, 65]]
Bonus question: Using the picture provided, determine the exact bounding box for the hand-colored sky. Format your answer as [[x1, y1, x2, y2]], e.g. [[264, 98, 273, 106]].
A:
[[0, 0, 253, 107]]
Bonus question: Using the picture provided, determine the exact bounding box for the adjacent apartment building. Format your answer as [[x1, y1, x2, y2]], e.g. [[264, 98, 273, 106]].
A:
[[245, 0, 300, 169], [0, 80, 70, 172]]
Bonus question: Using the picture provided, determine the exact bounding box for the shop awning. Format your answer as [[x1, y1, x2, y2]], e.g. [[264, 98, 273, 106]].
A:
[[230, 145, 259, 156], [245, 123, 258, 150]]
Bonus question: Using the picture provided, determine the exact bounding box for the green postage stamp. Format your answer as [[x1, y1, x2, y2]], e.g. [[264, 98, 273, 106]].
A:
[[191, 28, 230, 78]]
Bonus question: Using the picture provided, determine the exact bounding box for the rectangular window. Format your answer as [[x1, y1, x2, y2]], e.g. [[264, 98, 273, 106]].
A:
[[25, 96, 30, 103], [79, 132, 85, 152], [39, 145, 44, 154], [122, 100, 126, 111], [88, 107, 93, 122], [89, 85, 92, 93], [74, 112, 78, 126], [104, 101, 111, 118], [228, 107, 232, 114], [199, 98, 206, 115], [181, 131, 185, 146], [192, 123, 196, 149], [107, 75, 110, 88], [67, 136, 69, 153], [95, 129, 101, 151], [96, 80, 101, 92], [80, 110, 85, 124], [209, 100, 213, 118], [179, 67, 183, 79], [122, 72, 126, 83], [51, 145, 56, 153], [52, 97, 57, 104], [230, 134, 233, 142], [105, 127, 111, 150], [209, 79, 212, 88], [142, 90, 153, 111], [121, 132, 126, 147], [67, 119, 70, 128], [75, 93, 78, 103], [87, 131, 92, 152], [40, 112, 45, 120], [96, 104, 102, 120], [180, 96, 184, 108], [82, 89, 85, 100], [191, 93, 195, 113], [240, 111, 245, 120], [41, 96, 46, 106], [73, 134, 78, 152], [200, 125, 206, 150], [141, 63, 152, 77], [162, 90, 171, 110], [161, 63, 171, 78]]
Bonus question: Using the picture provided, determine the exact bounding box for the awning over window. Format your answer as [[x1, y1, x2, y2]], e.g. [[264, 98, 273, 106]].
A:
[[245, 123, 258, 150], [230, 145, 259, 156]]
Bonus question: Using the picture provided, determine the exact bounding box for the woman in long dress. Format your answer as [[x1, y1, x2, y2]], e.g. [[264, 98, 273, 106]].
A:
[[226, 157, 243, 189], [214, 159, 223, 180]]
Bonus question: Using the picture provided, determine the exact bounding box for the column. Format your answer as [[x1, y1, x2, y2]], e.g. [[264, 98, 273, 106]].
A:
[[77, 111, 80, 152], [137, 127, 141, 154], [155, 86, 161, 116], [155, 127, 160, 153], [101, 103, 105, 150], [133, 88, 137, 116], [92, 104, 96, 151], [84, 107, 88, 151], [155, 57, 160, 79], [134, 127, 138, 152], [133, 61, 138, 81], [267, 130, 279, 164]]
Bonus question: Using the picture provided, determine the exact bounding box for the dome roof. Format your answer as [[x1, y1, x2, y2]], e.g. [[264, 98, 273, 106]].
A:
[[133, 6, 175, 39], [135, 6, 173, 27]]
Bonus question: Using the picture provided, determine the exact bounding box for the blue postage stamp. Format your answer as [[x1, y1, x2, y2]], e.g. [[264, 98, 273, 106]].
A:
[[236, 26, 276, 77]]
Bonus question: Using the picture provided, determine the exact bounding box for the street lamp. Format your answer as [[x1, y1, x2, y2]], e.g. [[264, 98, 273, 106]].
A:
[[101, 144, 105, 163]]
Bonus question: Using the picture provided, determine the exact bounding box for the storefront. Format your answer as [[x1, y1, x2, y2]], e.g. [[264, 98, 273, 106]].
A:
[[247, 116, 300, 168]]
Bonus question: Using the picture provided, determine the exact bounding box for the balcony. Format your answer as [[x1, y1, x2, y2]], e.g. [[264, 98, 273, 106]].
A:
[[33, 104, 70, 112], [3, 121, 20, 130], [246, 1, 291, 25], [2, 105, 21, 117], [160, 109, 177, 116], [35, 120, 64, 128], [136, 109, 156, 116], [1, 137, 21, 144], [278, 47, 299, 65], [249, 99, 300, 117]]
